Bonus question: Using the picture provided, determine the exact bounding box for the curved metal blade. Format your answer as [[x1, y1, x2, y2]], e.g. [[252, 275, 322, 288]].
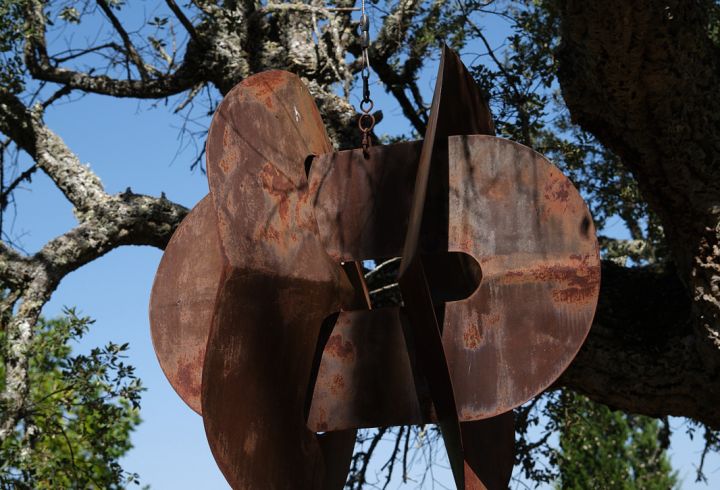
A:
[[149, 195, 220, 415], [202, 70, 352, 490], [399, 45, 494, 274], [308, 134, 599, 426], [397, 45, 496, 488], [462, 413, 515, 490]]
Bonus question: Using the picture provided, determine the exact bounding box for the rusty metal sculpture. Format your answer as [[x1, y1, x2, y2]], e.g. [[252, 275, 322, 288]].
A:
[[149, 46, 600, 489]]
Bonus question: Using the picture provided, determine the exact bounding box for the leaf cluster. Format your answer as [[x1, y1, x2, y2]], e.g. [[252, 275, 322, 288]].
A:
[[551, 390, 678, 490], [0, 0, 25, 93], [514, 390, 679, 489], [0, 308, 144, 489]]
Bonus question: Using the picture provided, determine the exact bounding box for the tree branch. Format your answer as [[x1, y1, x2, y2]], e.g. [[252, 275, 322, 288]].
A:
[[0, 165, 38, 212], [560, 262, 720, 429], [556, 0, 720, 377], [0, 67, 189, 443], [372, 0, 421, 61], [23, 0, 201, 98], [0, 188, 187, 441], [0, 88, 106, 217], [96, 0, 151, 80], [165, 0, 201, 44], [0, 241, 32, 290], [36, 192, 188, 283], [370, 57, 427, 134]]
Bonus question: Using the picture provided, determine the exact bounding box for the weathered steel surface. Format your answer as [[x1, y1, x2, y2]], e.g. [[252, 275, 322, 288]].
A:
[[317, 429, 358, 490], [399, 264, 467, 487], [444, 134, 600, 419], [201, 70, 354, 490], [147, 46, 598, 490], [308, 307, 427, 432], [308, 135, 599, 422], [310, 141, 422, 262], [400, 46, 494, 273], [461, 414, 515, 490], [149, 195, 220, 415], [396, 44, 497, 488]]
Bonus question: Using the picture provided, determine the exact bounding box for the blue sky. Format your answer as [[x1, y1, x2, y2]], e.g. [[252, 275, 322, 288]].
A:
[[7, 3, 720, 489]]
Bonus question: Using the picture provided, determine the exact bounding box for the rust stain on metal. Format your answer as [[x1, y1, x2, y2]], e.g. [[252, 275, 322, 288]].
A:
[[149, 195, 221, 415], [148, 47, 599, 490], [331, 374, 345, 393], [463, 318, 483, 350], [544, 178, 571, 202], [325, 334, 355, 361]]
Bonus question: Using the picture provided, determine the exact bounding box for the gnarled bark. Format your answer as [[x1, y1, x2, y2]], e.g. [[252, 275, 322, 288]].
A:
[[556, 0, 720, 427]]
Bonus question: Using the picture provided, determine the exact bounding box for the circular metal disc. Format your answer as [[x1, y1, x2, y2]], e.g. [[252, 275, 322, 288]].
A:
[[148, 195, 221, 415], [444, 134, 601, 420]]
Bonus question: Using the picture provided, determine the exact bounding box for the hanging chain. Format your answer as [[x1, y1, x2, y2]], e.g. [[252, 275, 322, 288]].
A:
[[358, 0, 375, 154]]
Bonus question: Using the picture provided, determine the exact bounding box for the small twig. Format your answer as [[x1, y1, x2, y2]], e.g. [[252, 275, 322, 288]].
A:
[[41, 85, 73, 109], [52, 43, 122, 63], [364, 257, 401, 281], [174, 82, 205, 113], [402, 423, 411, 482], [96, 0, 150, 80], [381, 425, 405, 489], [165, 0, 202, 44], [0, 165, 38, 211], [357, 426, 388, 486]]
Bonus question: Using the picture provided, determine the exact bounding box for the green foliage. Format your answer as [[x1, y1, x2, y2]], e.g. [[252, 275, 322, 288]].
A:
[[0, 0, 25, 93], [551, 390, 678, 490], [58, 6, 81, 24], [0, 308, 143, 489], [707, 1, 720, 47], [514, 391, 679, 488]]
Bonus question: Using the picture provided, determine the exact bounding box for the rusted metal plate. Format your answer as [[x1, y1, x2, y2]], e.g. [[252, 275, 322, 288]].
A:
[[201, 70, 354, 489], [317, 430, 357, 490], [428, 45, 494, 137], [400, 44, 494, 273], [396, 44, 497, 488], [149, 140, 428, 435], [308, 308, 428, 432], [318, 258, 370, 489], [310, 140, 422, 262], [399, 266, 466, 487], [462, 414, 515, 490], [444, 134, 600, 419], [148, 195, 220, 415]]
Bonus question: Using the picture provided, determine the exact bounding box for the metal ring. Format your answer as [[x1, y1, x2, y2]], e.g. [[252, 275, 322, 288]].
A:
[[358, 113, 375, 132], [360, 31, 370, 48], [360, 99, 374, 113]]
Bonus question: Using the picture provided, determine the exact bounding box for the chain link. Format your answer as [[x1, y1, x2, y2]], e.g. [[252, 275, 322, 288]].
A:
[[358, 0, 375, 155]]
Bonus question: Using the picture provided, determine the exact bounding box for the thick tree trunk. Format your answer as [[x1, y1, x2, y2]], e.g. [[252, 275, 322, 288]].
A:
[[556, 0, 720, 427]]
